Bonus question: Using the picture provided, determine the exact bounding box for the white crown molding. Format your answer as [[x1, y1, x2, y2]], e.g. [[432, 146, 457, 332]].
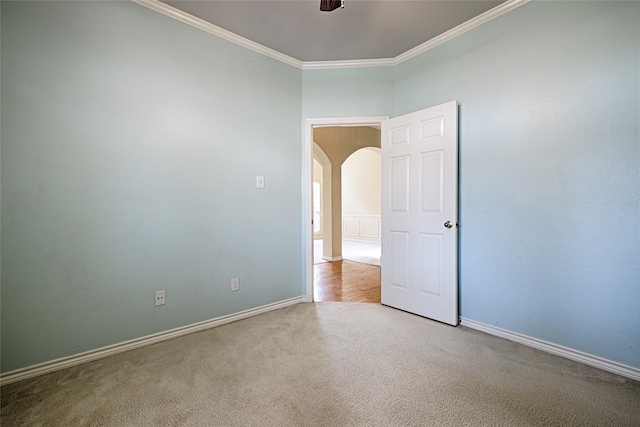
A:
[[460, 317, 640, 382], [132, 0, 528, 71], [394, 0, 529, 65], [303, 0, 529, 70], [131, 0, 303, 69], [0, 297, 304, 386], [302, 58, 395, 70]]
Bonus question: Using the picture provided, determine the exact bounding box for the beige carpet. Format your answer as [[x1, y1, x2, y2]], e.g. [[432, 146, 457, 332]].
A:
[[2, 303, 639, 426]]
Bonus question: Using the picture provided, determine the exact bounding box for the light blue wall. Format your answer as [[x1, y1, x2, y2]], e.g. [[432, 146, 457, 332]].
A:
[[2, 0, 638, 374], [301, 66, 394, 292], [302, 67, 395, 119], [395, 1, 639, 367], [1, 1, 302, 372]]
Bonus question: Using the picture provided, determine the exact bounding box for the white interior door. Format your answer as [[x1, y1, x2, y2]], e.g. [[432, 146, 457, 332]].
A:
[[381, 101, 458, 325]]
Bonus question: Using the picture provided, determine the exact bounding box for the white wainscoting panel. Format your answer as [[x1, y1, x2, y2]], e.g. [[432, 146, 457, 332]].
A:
[[361, 220, 380, 238], [342, 215, 381, 242], [343, 219, 361, 238]]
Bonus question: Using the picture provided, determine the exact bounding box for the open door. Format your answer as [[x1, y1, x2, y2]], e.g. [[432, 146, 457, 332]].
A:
[[381, 101, 458, 325]]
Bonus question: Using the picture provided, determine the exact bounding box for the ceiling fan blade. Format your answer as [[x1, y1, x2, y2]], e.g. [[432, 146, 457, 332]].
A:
[[320, 0, 341, 12]]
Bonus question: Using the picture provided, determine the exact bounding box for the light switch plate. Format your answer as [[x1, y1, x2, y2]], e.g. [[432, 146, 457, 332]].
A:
[[256, 176, 265, 189]]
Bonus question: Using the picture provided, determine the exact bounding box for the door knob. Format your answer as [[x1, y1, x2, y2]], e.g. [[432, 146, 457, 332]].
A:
[[444, 221, 453, 229]]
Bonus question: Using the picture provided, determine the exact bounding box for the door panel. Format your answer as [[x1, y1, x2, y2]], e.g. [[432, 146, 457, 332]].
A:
[[391, 125, 410, 146], [421, 116, 445, 140], [419, 233, 443, 297], [420, 150, 444, 213], [381, 101, 458, 325], [390, 156, 410, 213], [390, 231, 410, 289]]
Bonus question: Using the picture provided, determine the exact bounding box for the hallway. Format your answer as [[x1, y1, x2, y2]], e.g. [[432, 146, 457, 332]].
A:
[[313, 260, 380, 303], [314, 239, 381, 266]]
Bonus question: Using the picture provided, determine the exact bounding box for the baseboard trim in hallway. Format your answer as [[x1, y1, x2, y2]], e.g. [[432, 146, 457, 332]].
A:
[[0, 296, 304, 386], [460, 317, 640, 381]]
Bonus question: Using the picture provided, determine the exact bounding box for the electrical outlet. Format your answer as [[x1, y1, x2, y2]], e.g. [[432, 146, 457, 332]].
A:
[[230, 277, 240, 292], [155, 290, 166, 306]]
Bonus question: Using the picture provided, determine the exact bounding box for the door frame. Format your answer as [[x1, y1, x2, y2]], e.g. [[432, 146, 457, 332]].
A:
[[303, 116, 389, 302]]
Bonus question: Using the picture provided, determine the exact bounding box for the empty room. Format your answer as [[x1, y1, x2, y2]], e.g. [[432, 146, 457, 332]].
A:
[[1, 0, 638, 425]]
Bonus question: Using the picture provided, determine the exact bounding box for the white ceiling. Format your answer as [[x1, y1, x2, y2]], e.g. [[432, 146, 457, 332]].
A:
[[160, 0, 505, 62]]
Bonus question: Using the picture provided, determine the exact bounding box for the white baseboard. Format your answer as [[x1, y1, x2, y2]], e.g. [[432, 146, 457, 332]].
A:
[[460, 317, 640, 382], [323, 256, 343, 262], [0, 297, 304, 386]]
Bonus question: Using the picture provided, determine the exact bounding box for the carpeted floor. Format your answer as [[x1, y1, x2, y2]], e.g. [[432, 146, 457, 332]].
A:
[[2, 303, 639, 426]]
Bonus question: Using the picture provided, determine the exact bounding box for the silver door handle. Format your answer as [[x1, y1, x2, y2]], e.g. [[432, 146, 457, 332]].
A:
[[444, 221, 453, 229]]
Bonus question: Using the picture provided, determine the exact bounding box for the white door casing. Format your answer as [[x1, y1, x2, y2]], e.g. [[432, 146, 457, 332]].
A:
[[381, 101, 458, 325]]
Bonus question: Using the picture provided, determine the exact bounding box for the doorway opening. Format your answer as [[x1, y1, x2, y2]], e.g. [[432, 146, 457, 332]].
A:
[[304, 117, 388, 303], [313, 147, 382, 302], [341, 147, 381, 265], [312, 148, 382, 266]]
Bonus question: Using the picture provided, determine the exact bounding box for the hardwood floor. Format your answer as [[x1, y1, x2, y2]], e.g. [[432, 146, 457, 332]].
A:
[[314, 260, 381, 303]]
